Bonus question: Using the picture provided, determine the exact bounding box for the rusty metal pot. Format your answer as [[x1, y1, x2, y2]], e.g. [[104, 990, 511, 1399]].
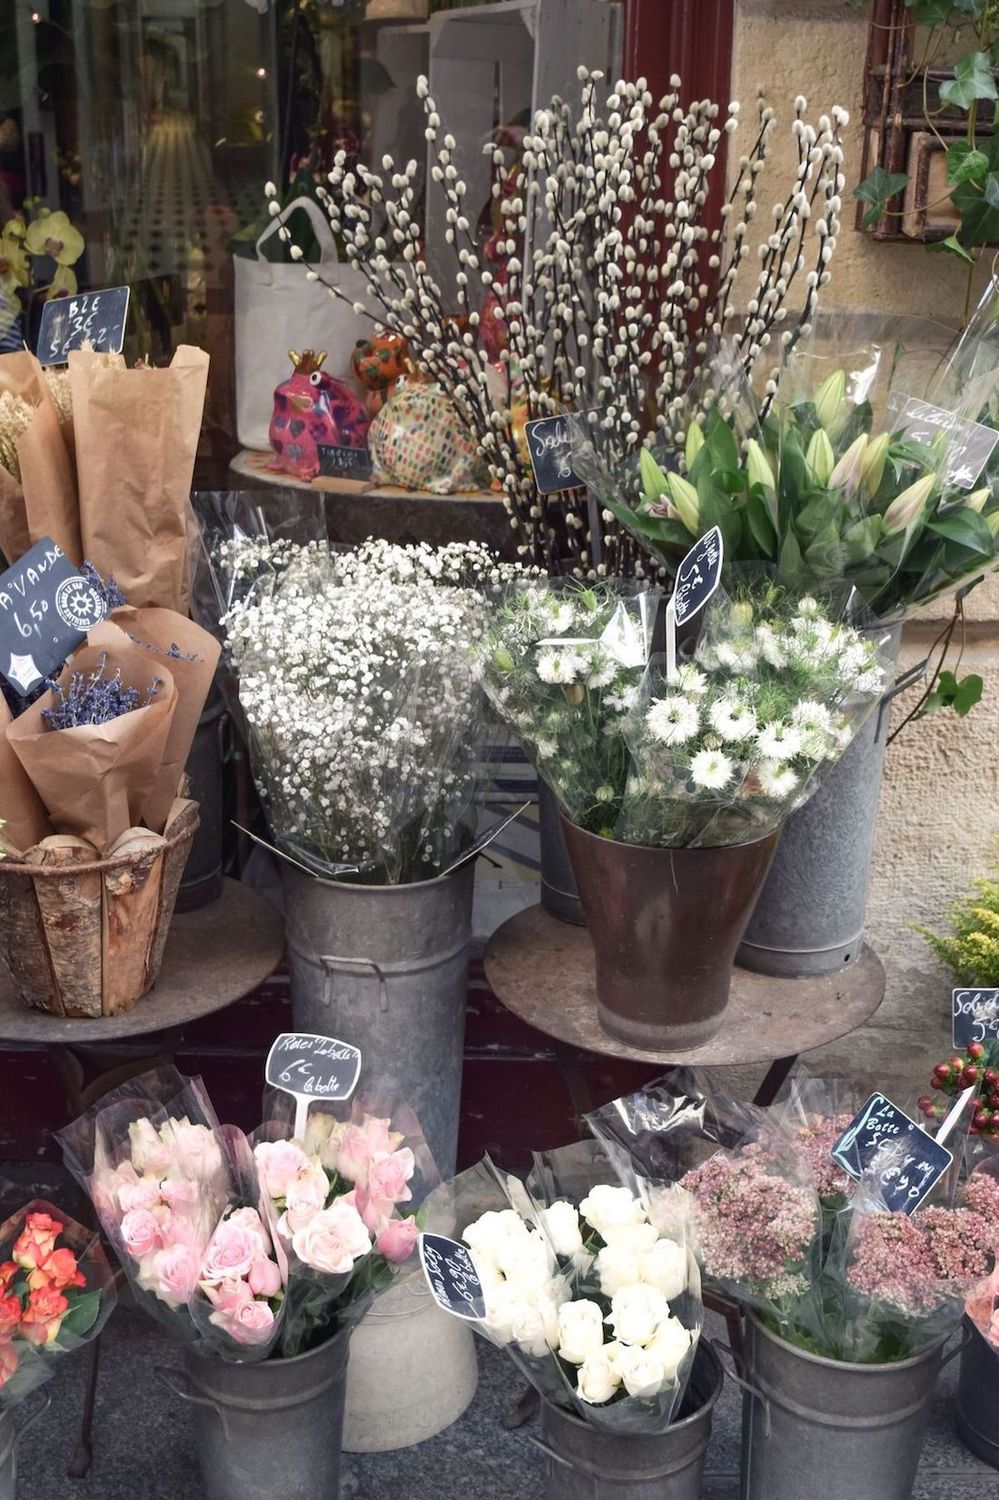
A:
[[560, 815, 779, 1051]]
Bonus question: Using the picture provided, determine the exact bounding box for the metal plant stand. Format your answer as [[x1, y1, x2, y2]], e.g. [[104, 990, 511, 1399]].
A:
[[0, 878, 285, 1478]]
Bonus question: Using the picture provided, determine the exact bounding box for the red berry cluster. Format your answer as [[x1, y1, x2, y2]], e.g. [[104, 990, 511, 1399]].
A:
[[919, 1042, 999, 1138]]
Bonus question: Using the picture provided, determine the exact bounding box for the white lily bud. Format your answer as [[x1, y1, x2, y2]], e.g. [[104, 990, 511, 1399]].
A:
[[828, 433, 869, 492], [861, 432, 890, 498], [746, 438, 775, 493], [805, 428, 835, 487], [814, 368, 848, 439], [966, 486, 990, 513], [882, 474, 935, 534], [666, 472, 700, 533], [685, 420, 705, 470]]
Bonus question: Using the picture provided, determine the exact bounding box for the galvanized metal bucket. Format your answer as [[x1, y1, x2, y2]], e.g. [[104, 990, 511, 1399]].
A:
[[539, 780, 584, 926], [536, 1342, 722, 1499], [738, 626, 906, 977], [280, 858, 475, 1178], [160, 1328, 350, 1500], [176, 687, 226, 913], [0, 1389, 49, 1500], [957, 1317, 999, 1468], [561, 815, 779, 1051], [735, 1312, 953, 1500]]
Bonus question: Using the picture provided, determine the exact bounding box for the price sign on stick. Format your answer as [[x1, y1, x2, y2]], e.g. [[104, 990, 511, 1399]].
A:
[[265, 1033, 362, 1141], [830, 1092, 954, 1213], [665, 527, 724, 682], [0, 538, 107, 694], [36, 286, 130, 366], [419, 1233, 486, 1320], [953, 988, 999, 1048]]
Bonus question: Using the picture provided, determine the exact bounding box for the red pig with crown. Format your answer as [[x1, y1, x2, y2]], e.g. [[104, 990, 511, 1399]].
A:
[[268, 349, 370, 482]]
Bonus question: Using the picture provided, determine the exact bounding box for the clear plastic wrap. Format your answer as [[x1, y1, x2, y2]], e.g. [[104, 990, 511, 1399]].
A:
[[254, 1079, 436, 1358], [0, 1200, 116, 1411], [194, 507, 521, 883], [481, 573, 891, 848], [424, 1146, 703, 1433]]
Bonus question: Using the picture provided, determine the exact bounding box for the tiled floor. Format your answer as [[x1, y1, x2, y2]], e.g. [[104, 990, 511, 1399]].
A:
[[12, 1307, 999, 1499]]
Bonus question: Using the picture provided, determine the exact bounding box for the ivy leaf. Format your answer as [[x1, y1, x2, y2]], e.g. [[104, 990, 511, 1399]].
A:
[[947, 141, 989, 185], [905, 0, 956, 17], [954, 673, 985, 713], [920, 670, 984, 718], [928, 232, 976, 265], [950, 173, 999, 245], [940, 52, 998, 110], [854, 167, 909, 228]]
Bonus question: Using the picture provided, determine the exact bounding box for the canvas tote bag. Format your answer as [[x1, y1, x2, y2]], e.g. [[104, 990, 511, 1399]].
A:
[[233, 196, 371, 450]]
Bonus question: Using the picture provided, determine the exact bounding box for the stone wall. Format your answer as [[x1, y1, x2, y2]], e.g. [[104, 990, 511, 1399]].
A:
[[723, 0, 999, 1104]]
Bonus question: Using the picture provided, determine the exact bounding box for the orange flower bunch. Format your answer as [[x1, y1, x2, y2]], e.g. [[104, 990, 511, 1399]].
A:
[[0, 1211, 88, 1384]]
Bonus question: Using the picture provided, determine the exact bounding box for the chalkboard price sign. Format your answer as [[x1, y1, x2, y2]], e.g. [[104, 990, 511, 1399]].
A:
[[419, 1233, 486, 1320], [265, 1033, 362, 1139], [830, 1092, 953, 1214], [885, 393, 999, 491], [0, 538, 107, 694], [953, 988, 999, 1048], [525, 416, 581, 494], [317, 444, 373, 482], [672, 527, 724, 627], [36, 287, 130, 367]]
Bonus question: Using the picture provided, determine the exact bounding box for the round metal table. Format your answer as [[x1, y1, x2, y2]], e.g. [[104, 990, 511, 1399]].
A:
[[0, 877, 284, 1043], [484, 902, 886, 1103]]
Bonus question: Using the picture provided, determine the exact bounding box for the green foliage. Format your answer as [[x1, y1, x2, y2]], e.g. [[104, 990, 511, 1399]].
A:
[[939, 50, 998, 109], [918, 667, 984, 715], [918, 877, 999, 984], [854, 167, 909, 228]]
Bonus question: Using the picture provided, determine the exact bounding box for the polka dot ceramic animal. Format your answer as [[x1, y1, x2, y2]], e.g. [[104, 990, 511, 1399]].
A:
[[368, 378, 488, 494], [268, 349, 370, 482], [351, 333, 411, 417]]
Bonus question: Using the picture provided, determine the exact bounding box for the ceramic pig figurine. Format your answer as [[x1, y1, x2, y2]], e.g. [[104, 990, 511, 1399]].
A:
[[268, 349, 370, 482]]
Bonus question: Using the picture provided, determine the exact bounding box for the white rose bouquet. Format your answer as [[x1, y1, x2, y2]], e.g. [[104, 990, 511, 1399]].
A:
[[425, 1147, 701, 1432], [481, 576, 890, 848], [201, 520, 528, 883]]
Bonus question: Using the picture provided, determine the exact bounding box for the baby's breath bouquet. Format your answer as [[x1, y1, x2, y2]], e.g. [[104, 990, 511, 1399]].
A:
[[481, 579, 890, 849], [212, 535, 525, 884]]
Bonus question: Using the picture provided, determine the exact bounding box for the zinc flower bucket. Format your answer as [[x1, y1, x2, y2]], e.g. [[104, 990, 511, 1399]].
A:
[[162, 1326, 350, 1500], [536, 1342, 722, 1500], [560, 816, 779, 1050], [737, 1311, 951, 1500], [957, 1316, 999, 1468]]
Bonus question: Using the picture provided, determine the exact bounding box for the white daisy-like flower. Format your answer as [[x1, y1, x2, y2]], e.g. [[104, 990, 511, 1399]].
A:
[[689, 748, 735, 790], [756, 722, 804, 761], [605, 685, 640, 714], [536, 737, 558, 759], [586, 653, 618, 689], [546, 602, 578, 634], [758, 759, 800, 798], [645, 696, 700, 746], [673, 663, 708, 696], [854, 668, 885, 696], [536, 648, 587, 684], [755, 625, 786, 668], [791, 699, 834, 734], [716, 639, 759, 673], [708, 697, 757, 741]]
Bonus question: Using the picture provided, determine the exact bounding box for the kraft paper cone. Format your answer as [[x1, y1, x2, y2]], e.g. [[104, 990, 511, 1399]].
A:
[[7, 634, 177, 854], [0, 472, 29, 566], [92, 606, 221, 832], [0, 696, 53, 855], [0, 351, 79, 562], [72, 346, 210, 611]]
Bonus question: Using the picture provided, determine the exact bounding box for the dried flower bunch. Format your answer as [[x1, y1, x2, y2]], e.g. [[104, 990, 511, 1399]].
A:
[[217, 537, 525, 883], [279, 72, 846, 576], [0, 391, 33, 483], [41, 653, 160, 731]]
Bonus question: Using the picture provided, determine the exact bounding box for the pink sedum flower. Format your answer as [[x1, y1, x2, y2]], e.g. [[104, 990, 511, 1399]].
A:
[[962, 1169, 999, 1230]]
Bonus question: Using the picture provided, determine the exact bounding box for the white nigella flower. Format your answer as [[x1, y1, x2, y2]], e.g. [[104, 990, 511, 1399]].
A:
[[586, 653, 619, 689], [605, 685, 640, 714], [688, 748, 735, 790], [791, 699, 834, 734], [536, 737, 558, 759], [673, 663, 708, 696], [796, 595, 822, 618], [708, 697, 757, 741], [758, 759, 799, 798], [715, 639, 759, 673], [645, 696, 701, 745], [754, 624, 786, 668], [756, 722, 804, 761], [536, 648, 586, 684]]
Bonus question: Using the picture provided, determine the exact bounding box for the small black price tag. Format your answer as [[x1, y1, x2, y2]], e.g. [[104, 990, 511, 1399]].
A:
[[953, 988, 999, 1048], [316, 444, 373, 482], [419, 1233, 486, 1320], [265, 1033, 362, 1102], [830, 1092, 953, 1213], [36, 286, 130, 367], [886, 392, 999, 491], [672, 527, 724, 627], [0, 539, 107, 694], [525, 416, 582, 494]]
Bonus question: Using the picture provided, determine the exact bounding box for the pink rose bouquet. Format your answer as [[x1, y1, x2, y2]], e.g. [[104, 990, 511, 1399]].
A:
[[0, 1198, 115, 1412], [254, 1093, 431, 1358]]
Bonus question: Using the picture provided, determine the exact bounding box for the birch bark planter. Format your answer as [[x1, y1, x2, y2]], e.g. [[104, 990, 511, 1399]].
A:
[[0, 800, 198, 1017], [538, 1342, 722, 1500], [560, 816, 779, 1050], [738, 1312, 948, 1500]]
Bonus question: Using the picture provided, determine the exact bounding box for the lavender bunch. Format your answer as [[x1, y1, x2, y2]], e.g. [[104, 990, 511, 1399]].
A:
[[42, 654, 159, 730], [80, 562, 126, 612]]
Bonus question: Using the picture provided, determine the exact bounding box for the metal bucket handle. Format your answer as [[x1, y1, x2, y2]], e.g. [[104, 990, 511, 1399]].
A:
[[940, 1323, 976, 1370], [876, 656, 927, 738], [710, 1338, 772, 1439], [155, 1365, 232, 1441], [529, 1432, 695, 1487], [320, 955, 389, 1014]]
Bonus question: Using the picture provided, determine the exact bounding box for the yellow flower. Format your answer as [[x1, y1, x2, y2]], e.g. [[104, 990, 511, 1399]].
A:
[[0, 223, 28, 299], [24, 211, 85, 267], [46, 266, 77, 297]]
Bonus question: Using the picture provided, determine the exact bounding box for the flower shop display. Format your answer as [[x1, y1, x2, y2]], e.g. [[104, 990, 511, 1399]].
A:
[[0, 203, 87, 352], [959, 1163, 999, 1468], [266, 348, 370, 482], [0, 604, 220, 1017], [367, 378, 489, 495], [479, 574, 889, 1046], [59, 1064, 432, 1500], [424, 1142, 720, 1498]]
